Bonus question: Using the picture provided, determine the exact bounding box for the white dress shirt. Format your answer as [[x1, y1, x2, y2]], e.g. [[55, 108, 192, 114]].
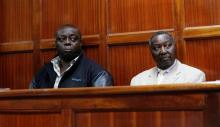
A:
[[51, 56, 79, 88], [156, 60, 177, 84]]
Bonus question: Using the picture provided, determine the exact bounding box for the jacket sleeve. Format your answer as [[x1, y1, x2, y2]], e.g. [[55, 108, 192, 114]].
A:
[[29, 78, 38, 89], [196, 71, 206, 82], [91, 71, 113, 87], [130, 77, 137, 86], [28, 65, 48, 89]]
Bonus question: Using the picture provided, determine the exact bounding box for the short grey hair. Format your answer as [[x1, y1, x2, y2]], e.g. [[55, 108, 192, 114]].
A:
[[148, 31, 174, 45]]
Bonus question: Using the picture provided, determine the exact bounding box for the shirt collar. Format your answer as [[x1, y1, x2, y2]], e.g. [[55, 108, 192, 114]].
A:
[[51, 56, 79, 77], [156, 59, 177, 74]]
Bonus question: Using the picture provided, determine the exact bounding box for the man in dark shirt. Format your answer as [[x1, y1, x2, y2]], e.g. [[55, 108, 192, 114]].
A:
[[30, 24, 113, 88]]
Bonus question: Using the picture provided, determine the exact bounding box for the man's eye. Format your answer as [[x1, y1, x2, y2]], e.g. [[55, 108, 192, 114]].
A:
[[168, 43, 172, 47], [164, 44, 171, 49], [69, 37, 77, 41], [69, 36, 79, 42], [164, 44, 168, 48], [58, 37, 65, 41], [153, 47, 160, 50]]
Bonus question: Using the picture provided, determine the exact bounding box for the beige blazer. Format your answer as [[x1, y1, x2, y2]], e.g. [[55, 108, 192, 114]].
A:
[[130, 60, 206, 86]]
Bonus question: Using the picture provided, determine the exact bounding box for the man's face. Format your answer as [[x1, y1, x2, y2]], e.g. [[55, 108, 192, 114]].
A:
[[150, 34, 176, 70], [56, 27, 82, 62]]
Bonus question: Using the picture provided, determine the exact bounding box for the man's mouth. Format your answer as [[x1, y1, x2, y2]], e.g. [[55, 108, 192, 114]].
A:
[[63, 46, 72, 51], [160, 56, 171, 61], [63, 48, 72, 52]]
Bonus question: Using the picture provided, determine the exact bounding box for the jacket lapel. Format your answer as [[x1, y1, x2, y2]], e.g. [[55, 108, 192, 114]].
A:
[[171, 60, 182, 83], [147, 68, 158, 84]]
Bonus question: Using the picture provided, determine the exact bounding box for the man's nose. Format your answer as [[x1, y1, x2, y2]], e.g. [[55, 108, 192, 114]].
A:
[[160, 46, 166, 53], [65, 37, 71, 44]]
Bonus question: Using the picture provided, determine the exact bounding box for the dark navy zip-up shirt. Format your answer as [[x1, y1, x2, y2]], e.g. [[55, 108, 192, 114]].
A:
[[30, 54, 113, 88]]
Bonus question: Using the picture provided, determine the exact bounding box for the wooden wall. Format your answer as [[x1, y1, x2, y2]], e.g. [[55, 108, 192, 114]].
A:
[[0, 0, 220, 89]]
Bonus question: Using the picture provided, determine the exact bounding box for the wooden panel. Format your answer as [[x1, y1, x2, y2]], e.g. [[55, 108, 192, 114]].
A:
[[161, 112, 183, 127], [76, 0, 100, 35], [0, 53, 33, 89], [0, 85, 219, 127], [40, 49, 56, 65], [75, 112, 91, 127], [0, 41, 33, 53], [41, 0, 77, 39], [91, 112, 111, 127], [41, 0, 99, 39], [109, 43, 154, 86], [184, 25, 220, 39], [0, 0, 32, 42], [76, 112, 112, 127], [83, 46, 99, 63], [0, 113, 60, 127], [185, 111, 204, 127], [108, 0, 174, 33], [185, 0, 220, 27], [107, 29, 174, 44], [185, 38, 220, 81], [113, 112, 134, 127], [75, 111, 203, 127], [136, 112, 158, 127]]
